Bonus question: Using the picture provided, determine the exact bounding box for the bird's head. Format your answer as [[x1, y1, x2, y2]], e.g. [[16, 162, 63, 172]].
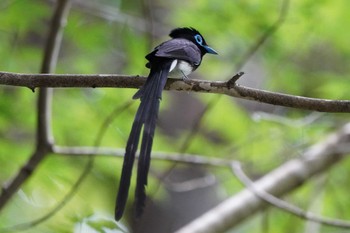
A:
[[169, 27, 218, 55]]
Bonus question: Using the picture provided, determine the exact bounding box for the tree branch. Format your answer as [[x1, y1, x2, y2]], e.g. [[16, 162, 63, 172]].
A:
[[175, 123, 350, 233], [231, 162, 350, 229], [52, 145, 229, 167], [0, 71, 349, 112]]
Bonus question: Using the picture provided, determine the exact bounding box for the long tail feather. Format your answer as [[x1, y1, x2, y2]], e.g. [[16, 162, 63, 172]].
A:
[[115, 61, 172, 220], [114, 102, 144, 220], [134, 65, 170, 217]]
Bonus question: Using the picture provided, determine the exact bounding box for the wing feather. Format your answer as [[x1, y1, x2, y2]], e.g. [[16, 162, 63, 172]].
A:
[[146, 38, 201, 66]]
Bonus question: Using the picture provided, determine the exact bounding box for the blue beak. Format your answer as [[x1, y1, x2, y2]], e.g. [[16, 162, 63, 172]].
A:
[[203, 45, 218, 55]]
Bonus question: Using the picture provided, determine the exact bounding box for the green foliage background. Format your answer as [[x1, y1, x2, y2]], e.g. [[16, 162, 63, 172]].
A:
[[1, 0, 350, 232]]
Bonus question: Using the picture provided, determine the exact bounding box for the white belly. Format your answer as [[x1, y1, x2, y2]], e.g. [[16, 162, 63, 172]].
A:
[[169, 59, 193, 79]]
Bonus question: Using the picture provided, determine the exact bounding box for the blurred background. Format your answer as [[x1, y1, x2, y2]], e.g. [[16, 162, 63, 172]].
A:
[[1, 0, 350, 232]]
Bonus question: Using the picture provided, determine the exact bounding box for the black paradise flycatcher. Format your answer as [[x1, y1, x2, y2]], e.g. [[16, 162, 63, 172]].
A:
[[115, 27, 218, 220]]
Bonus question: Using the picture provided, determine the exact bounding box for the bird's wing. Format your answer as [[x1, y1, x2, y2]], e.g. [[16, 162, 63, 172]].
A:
[[147, 38, 202, 66]]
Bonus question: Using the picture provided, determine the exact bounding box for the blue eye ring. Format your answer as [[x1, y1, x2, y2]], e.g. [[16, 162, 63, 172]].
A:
[[194, 34, 203, 45]]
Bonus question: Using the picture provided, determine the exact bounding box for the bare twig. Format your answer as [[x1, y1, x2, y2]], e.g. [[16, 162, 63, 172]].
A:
[[175, 123, 350, 233], [0, 0, 71, 212], [226, 71, 244, 86], [53, 146, 229, 167], [1, 71, 350, 112]]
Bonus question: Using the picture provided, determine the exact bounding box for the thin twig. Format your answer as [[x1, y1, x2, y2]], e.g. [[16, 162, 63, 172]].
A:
[[53, 146, 229, 167]]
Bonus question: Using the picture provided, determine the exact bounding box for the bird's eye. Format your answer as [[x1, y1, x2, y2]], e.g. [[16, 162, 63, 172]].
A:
[[194, 34, 203, 45]]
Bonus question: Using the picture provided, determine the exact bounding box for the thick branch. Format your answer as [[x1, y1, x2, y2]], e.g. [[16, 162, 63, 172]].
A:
[[0, 71, 350, 112], [231, 162, 350, 228]]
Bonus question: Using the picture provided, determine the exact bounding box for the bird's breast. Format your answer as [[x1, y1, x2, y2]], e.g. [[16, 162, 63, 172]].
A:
[[168, 59, 194, 79]]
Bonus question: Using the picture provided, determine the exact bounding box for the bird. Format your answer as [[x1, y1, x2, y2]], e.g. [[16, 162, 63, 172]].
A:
[[115, 27, 217, 221]]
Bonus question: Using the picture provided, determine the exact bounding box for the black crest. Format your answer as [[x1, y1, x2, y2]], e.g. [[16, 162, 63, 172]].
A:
[[169, 27, 200, 38]]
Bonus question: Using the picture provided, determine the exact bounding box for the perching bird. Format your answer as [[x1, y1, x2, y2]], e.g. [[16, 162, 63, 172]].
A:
[[115, 27, 217, 220]]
